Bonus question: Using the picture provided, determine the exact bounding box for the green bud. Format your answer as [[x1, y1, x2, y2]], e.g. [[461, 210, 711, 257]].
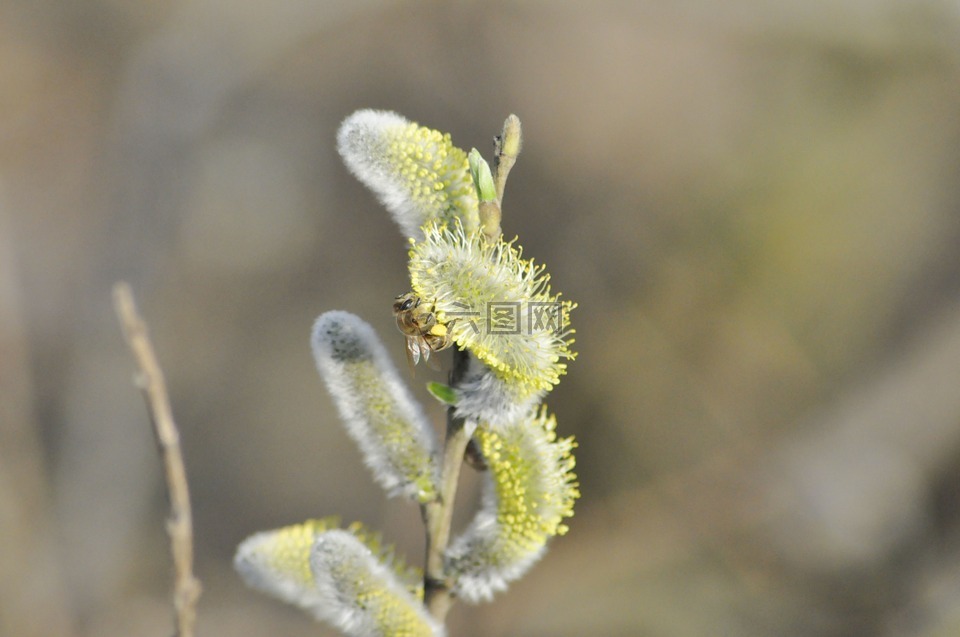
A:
[[468, 148, 496, 203]]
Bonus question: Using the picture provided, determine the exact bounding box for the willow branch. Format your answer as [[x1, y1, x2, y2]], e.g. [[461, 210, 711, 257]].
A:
[[113, 282, 201, 637], [422, 115, 524, 624], [422, 347, 473, 622]]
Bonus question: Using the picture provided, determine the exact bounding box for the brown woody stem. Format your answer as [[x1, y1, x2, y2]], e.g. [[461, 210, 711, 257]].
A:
[[113, 282, 202, 637]]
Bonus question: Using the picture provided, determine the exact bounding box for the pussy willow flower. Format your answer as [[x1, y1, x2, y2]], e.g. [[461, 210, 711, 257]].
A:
[[452, 354, 543, 429], [446, 408, 580, 603], [235, 518, 337, 614], [312, 311, 440, 503], [408, 220, 576, 399], [337, 110, 479, 239], [235, 519, 443, 637]]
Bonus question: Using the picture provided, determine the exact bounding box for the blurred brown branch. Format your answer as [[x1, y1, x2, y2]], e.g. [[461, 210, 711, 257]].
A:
[[113, 282, 201, 637], [0, 202, 73, 637]]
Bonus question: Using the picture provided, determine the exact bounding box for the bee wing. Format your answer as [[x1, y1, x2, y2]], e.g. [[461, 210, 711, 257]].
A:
[[406, 336, 422, 367]]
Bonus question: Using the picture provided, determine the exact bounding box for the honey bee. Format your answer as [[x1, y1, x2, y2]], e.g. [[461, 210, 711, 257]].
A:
[[392, 293, 455, 369]]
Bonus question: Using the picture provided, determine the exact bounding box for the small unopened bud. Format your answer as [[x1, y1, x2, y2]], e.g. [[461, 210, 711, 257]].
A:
[[498, 114, 522, 159], [468, 148, 496, 203], [493, 115, 522, 204]]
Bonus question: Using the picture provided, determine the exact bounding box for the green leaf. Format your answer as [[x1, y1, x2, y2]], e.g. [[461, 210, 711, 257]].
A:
[[426, 381, 458, 405]]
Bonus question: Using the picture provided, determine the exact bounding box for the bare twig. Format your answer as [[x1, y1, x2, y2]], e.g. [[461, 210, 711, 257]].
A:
[[113, 282, 201, 637]]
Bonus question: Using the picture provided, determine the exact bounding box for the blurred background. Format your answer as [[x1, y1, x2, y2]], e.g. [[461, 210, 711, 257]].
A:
[[3, 1, 960, 635]]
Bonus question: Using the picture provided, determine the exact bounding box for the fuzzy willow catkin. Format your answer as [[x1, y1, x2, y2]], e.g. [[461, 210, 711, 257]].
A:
[[337, 109, 479, 239], [312, 311, 440, 503]]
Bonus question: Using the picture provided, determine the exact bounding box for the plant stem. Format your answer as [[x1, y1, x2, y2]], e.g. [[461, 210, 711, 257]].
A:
[[422, 347, 472, 622], [422, 115, 523, 626], [113, 282, 202, 637]]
